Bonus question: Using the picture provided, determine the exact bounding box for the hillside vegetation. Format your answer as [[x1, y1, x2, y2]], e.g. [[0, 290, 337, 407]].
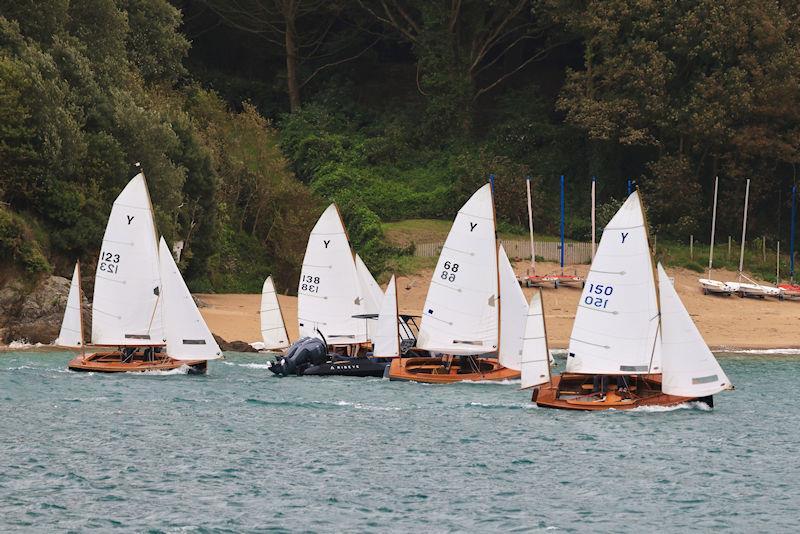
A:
[[2, 1, 800, 292]]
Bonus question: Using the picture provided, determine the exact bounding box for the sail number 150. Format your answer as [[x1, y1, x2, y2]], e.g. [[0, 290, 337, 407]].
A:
[[584, 283, 613, 308]]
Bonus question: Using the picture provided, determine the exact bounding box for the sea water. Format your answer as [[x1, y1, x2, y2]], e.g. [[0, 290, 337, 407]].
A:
[[1, 351, 798, 533]]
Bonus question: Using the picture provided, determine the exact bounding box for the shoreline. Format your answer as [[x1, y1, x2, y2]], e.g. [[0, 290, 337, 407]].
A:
[[6, 262, 800, 354]]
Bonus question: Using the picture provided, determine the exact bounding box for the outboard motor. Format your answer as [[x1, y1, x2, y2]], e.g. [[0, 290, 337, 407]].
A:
[[268, 337, 327, 376]]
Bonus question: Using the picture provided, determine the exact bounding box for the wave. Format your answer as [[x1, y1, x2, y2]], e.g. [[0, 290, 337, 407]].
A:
[[627, 401, 712, 413], [466, 401, 537, 410], [135, 365, 192, 376], [719, 348, 800, 355], [458, 378, 521, 385], [245, 398, 401, 411], [7, 340, 46, 349]]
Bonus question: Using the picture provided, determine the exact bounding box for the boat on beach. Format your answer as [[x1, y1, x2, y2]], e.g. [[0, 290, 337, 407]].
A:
[[698, 278, 735, 296], [388, 184, 521, 383], [533, 191, 733, 410], [65, 172, 221, 374]]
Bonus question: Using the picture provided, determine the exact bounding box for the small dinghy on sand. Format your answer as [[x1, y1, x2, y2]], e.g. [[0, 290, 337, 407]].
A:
[[65, 172, 221, 374], [698, 278, 735, 296], [388, 184, 522, 383], [533, 191, 733, 410]]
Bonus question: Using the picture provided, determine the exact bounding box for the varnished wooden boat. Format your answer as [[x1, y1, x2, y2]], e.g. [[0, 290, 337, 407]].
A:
[[388, 355, 520, 383], [533, 373, 711, 411], [68, 351, 207, 374]]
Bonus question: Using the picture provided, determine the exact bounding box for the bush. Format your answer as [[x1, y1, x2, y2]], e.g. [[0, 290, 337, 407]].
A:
[[0, 207, 51, 274]]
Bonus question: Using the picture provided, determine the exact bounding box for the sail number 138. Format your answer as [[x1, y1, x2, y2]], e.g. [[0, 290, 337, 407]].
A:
[[584, 283, 613, 308]]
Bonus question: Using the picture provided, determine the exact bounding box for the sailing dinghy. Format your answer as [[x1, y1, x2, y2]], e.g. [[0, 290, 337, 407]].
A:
[[533, 191, 733, 410], [268, 204, 389, 377], [388, 184, 520, 383], [67, 172, 219, 374], [54, 262, 85, 348], [259, 276, 290, 351]]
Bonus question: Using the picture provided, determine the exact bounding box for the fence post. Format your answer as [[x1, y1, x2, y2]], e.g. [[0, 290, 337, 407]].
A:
[[728, 236, 732, 259], [763, 236, 766, 262], [690, 234, 694, 260]]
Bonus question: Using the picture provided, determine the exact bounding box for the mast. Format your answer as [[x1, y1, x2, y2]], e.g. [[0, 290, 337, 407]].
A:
[[591, 176, 596, 260], [77, 260, 85, 356], [560, 175, 565, 273], [490, 174, 501, 364], [541, 288, 552, 382], [791, 184, 796, 282], [708, 176, 719, 278], [526, 176, 535, 271], [738, 179, 751, 278], [637, 187, 662, 375]]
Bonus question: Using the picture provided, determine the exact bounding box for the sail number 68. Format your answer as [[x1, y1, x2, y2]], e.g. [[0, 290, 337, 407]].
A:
[[440, 261, 459, 282]]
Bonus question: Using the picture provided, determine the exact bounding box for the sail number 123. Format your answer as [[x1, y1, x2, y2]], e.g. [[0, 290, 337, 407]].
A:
[[584, 283, 613, 308]]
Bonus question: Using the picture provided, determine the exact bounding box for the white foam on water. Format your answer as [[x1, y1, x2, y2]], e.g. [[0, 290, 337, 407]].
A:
[[7, 340, 45, 349], [458, 378, 522, 385], [719, 348, 800, 355], [236, 363, 273, 369], [250, 341, 266, 351], [330, 400, 402, 411], [467, 401, 538, 410], [627, 401, 712, 413], [136, 365, 192, 376]]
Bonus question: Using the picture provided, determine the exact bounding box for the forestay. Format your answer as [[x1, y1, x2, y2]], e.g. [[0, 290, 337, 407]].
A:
[[55, 262, 83, 348], [260, 276, 289, 350], [91, 173, 164, 346], [416, 184, 498, 355], [566, 191, 661, 374], [658, 264, 731, 397], [520, 290, 551, 389], [355, 254, 383, 316], [498, 244, 527, 370], [297, 204, 367, 344], [372, 275, 400, 357], [158, 238, 221, 360]]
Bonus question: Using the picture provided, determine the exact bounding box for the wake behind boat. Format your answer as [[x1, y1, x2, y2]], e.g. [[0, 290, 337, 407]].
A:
[[533, 191, 733, 410], [63, 172, 220, 374]]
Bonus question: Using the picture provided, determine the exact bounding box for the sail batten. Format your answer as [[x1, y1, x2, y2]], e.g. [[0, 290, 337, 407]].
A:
[[260, 276, 290, 350], [416, 184, 498, 355], [566, 191, 661, 374]]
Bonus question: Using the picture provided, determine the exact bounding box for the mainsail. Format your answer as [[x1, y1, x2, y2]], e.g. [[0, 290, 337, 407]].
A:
[[297, 204, 367, 344], [91, 173, 163, 346], [416, 184, 498, 355], [658, 264, 731, 397], [498, 244, 527, 371], [260, 276, 290, 350], [566, 191, 661, 374], [55, 262, 83, 348], [158, 238, 221, 360], [520, 290, 551, 389], [372, 275, 400, 357]]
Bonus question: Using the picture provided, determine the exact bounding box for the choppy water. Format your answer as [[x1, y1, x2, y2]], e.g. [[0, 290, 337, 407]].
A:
[[1, 351, 798, 533]]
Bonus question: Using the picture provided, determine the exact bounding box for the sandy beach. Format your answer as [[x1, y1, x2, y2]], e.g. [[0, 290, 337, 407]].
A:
[[198, 261, 800, 350]]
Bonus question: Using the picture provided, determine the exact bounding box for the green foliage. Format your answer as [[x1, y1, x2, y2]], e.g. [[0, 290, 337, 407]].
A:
[[0, 206, 51, 274]]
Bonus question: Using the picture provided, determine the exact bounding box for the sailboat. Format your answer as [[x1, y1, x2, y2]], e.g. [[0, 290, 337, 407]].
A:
[[67, 172, 220, 373], [387, 184, 521, 383], [533, 191, 733, 410], [54, 262, 84, 348], [698, 177, 735, 296], [268, 204, 390, 377], [259, 276, 290, 351]]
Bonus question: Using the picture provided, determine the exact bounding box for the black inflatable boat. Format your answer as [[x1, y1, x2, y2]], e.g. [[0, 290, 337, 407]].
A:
[[268, 337, 388, 378]]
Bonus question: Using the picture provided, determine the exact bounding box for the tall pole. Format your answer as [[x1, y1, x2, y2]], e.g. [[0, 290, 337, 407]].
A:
[[791, 184, 796, 281], [777, 241, 781, 284], [627, 179, 632, 195], [560, 175, 565, 272], [708, 176, 718, 278], [526, 176, 535, 271], [591, 176, 596, 260], [738, 179, 751, 277]]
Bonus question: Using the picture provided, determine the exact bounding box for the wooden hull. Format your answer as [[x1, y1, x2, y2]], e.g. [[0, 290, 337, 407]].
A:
[[68, 352, 207, 374], [388, 356, 520, 383], [533, 373, 711, 411]]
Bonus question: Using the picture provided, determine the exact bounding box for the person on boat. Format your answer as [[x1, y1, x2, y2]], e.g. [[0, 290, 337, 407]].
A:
[[616, 375, 630, 398], [593, 375, 608, 401], [122, 347, 136, 363]]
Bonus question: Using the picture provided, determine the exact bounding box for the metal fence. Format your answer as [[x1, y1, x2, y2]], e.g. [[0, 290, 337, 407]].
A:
[[414, 240, 593, 264]]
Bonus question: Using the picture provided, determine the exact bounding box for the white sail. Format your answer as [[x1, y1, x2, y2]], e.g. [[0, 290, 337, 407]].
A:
[[498, 244, 527, 370], [373, 275, 400, 357], [658, 264, 731, 397], [520, 290, 551, 388], [355, 254, 383, 316], [91, 173, 164, 346], [260, 276, 289, 350], [158, 238, 221, 360], [55, 262, 83, 347], [566, 191, 661, 374], [297, 204, 367, 344], [416, 184, 498, 355]]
